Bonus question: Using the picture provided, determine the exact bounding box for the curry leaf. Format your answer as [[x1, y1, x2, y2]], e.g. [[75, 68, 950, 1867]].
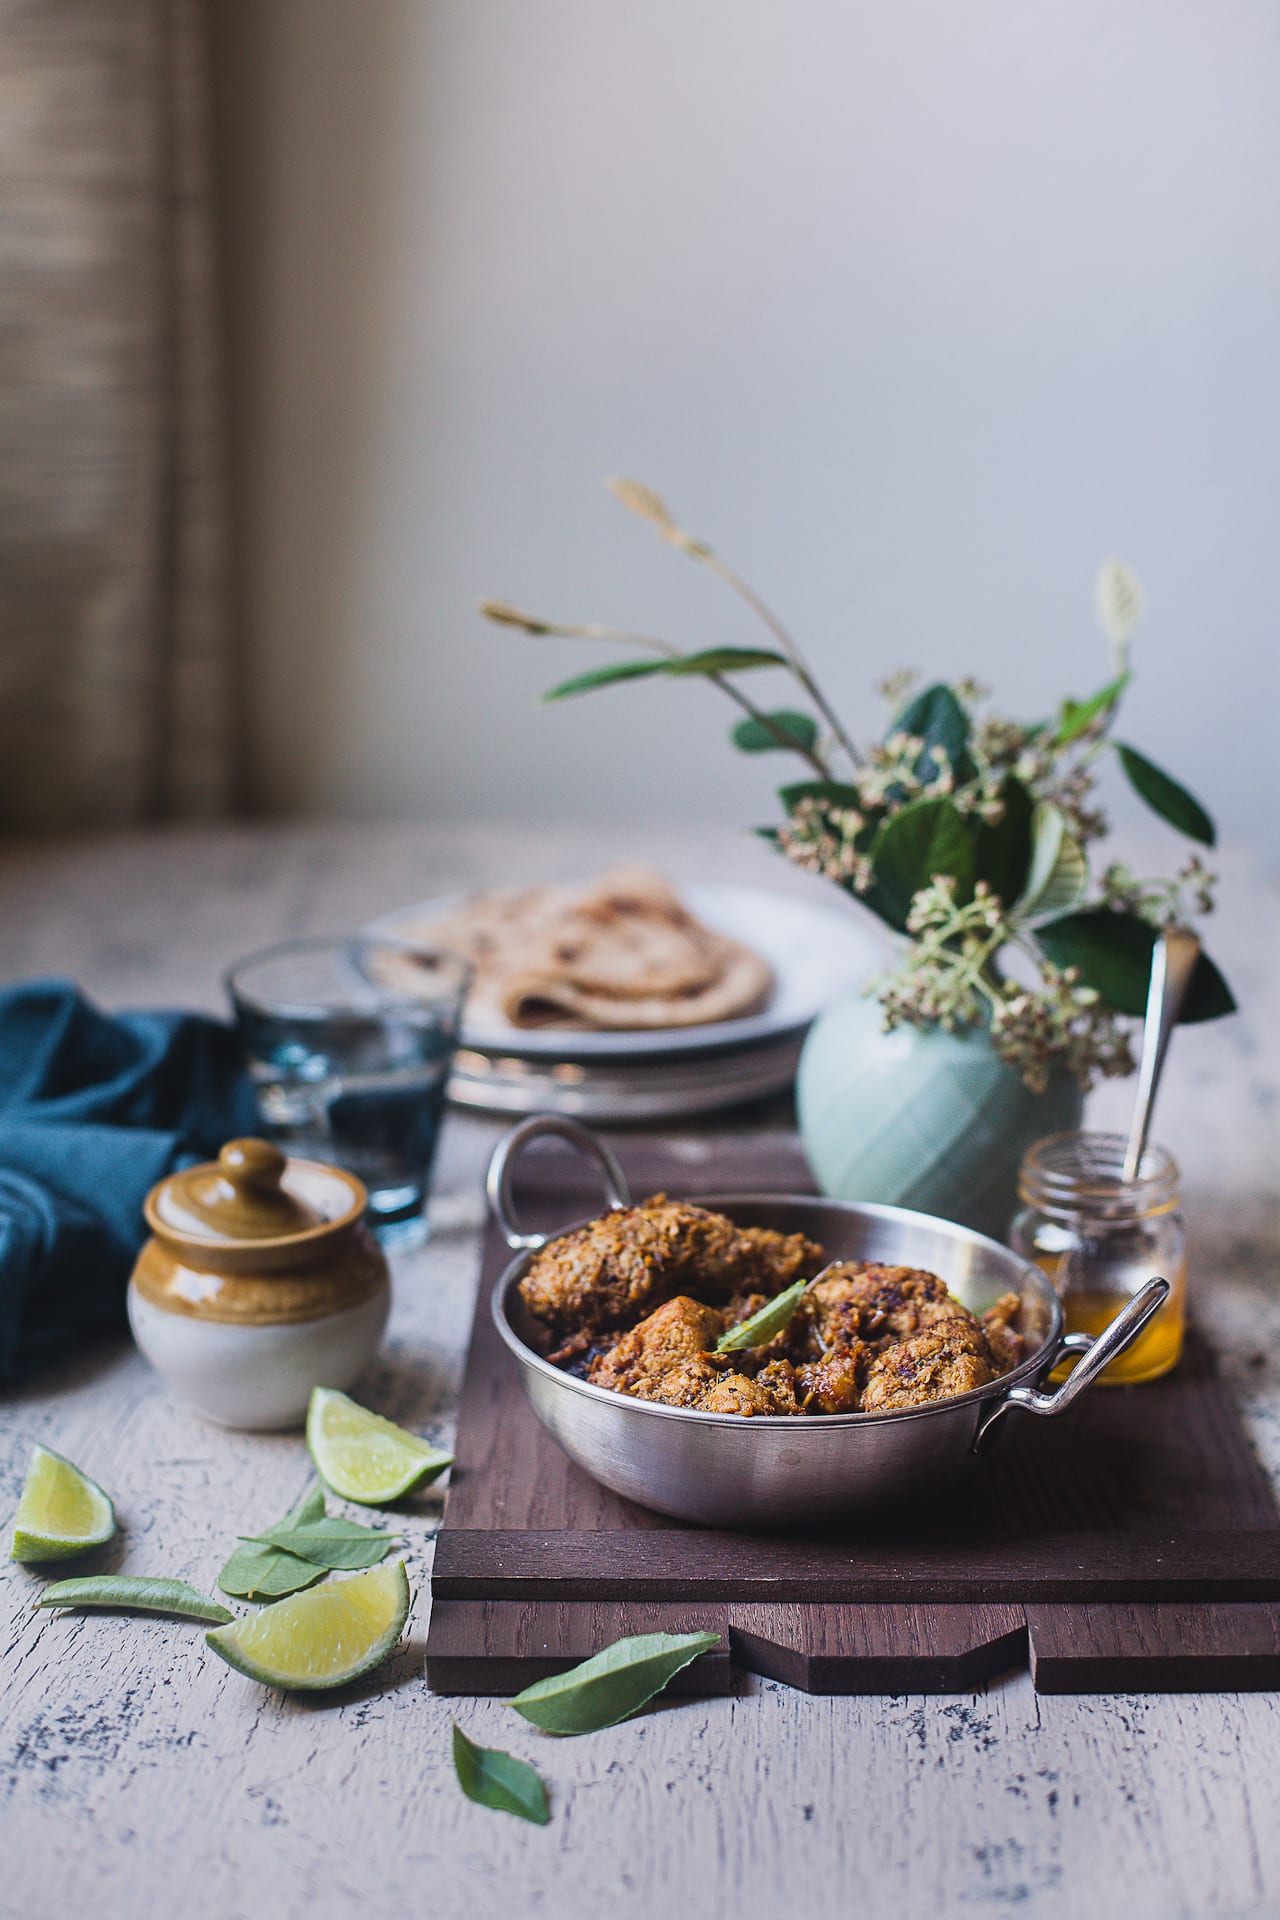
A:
[[452, 1723, 550, 1825], [867, 796, 975, 930], [731, 710, 818, 754], [1115, 744, 1216, 847], [508, 1631, 723, 1735], [543, 659, 668, 701], [37, 1577, 233, 1624], [218, 1486, 332, 1601], [664, 647, 788, 675], [245, 1518, 398, 1573], [218, 1543, 326, 1602], [291, 1484, 327, 1526], [717, 1279, 809, 1352], [1036, 909, 1236, 1022]]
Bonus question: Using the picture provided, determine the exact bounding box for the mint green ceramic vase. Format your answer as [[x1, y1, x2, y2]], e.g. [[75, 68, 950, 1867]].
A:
[[796, 990, 1084, 1242]]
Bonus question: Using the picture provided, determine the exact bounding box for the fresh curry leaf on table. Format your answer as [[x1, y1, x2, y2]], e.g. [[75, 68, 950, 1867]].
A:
[[452, 1724, 550, 1825], [218, 1540, 326, 1603], [508, 1631, 724, 1735], [218, 1485, 332, 1601], [37, 1576, 233, 1624], [244, 1517, 398, 1573]]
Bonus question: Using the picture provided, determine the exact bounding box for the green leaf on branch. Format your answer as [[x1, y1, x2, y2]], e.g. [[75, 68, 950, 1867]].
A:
[[664, 647, 788, 676], [971, 776, 1034, 909], [892, 683, 973, 783], [867, 797, 975, 931], [543, 659, 669, 701], [1115, 744, 1216, 847], [452, 1723, 550, 1825], [543, 645, 787, 706], [508, 1631, 723, 1735], [717, 1279, 809, 1352], [1052, 673, 1130, 746], [1036, 909, 1236, 1021], [1012, 802, 1089, 925], [731, 710, 819, 754], [777, 780, 864, 813]]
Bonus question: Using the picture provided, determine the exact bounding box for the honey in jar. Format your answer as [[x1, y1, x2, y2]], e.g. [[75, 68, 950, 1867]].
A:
[[1010, 1130, 1186, 1385]]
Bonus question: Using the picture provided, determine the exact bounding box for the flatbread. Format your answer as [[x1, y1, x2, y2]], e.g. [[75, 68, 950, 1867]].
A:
[[385, 869, 773, 1032]]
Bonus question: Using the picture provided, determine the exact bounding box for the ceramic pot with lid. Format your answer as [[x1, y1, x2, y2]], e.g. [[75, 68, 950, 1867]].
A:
[[128, 1137, 391, 1430]]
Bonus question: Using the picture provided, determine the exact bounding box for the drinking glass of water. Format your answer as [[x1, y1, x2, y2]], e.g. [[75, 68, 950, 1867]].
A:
[[227, 936, 471, 1247]]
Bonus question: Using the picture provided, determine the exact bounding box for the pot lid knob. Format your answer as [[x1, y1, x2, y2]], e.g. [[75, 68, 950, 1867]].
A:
[[170, 1137, 326, 1240]]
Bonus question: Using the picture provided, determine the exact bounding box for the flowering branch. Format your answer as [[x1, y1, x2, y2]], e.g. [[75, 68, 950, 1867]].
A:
[[481, 506, 1235, 1088]]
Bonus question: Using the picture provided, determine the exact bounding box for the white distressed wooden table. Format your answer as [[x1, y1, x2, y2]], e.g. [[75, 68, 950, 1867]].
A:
[[1, 823, 1278, 1920]]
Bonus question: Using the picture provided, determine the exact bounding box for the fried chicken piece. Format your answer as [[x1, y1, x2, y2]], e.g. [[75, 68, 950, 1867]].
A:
[[794, 1263, 969, 1356], [730, 1227, 825, 1295], [697, 1368, 795, 1416], [519, 1197, 823, 1340], [796, 1343, 869, 1414], [860, 1319, 999, 1411], [981, 1291, 1026, 1373], [753, 1358, 801, 1415], [587, 1296, 726, 1399], [644, 1360, 725, 1408]]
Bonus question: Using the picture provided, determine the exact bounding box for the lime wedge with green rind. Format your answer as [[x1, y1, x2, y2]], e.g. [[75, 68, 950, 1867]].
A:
[[306, 1387, 452, 1506], [206, 1560, 410, 1691], [10, 1445, 116, 1564]]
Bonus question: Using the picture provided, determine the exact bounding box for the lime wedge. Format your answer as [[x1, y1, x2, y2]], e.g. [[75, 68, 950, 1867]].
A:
[[306, 1387, 452, 1506], [206, 1560, 410, 1691], [11, 1445, 116, 1564]]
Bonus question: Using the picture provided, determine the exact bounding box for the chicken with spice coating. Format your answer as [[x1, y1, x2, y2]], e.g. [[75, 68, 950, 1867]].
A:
[[526, 1200, 1026, 1417]]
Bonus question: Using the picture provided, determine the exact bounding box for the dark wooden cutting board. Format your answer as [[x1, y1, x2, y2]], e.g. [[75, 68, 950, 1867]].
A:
[[426, 1137, 1280, 1695]]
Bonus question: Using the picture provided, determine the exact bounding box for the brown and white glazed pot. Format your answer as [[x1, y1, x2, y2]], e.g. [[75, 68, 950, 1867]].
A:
[[128, 1138, 390, 1430]]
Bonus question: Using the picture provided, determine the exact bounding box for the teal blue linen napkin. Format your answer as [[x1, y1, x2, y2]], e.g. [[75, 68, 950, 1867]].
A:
[[0, 980, 256, 1381]]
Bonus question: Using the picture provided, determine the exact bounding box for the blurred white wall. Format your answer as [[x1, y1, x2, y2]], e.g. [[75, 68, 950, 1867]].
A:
[[210, 0, 1280, 856]]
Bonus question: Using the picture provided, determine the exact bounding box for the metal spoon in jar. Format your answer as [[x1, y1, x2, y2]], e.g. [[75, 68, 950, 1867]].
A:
[[1122, 927, 1201, 1183]]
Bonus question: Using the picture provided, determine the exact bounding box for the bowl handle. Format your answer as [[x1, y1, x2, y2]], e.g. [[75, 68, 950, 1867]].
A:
[[973, 1276, 1170, 1453], [485, 1115, 633, 1251]]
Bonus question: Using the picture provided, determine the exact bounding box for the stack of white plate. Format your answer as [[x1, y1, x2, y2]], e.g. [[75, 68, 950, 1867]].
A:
[[368, 882, 875, 1123]]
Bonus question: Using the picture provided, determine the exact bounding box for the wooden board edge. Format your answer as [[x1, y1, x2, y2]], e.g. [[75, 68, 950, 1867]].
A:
[[729, 1605, 1029, 1695], [1027, 1603, 1280, 1695], [423, 1599, 734, 1698]]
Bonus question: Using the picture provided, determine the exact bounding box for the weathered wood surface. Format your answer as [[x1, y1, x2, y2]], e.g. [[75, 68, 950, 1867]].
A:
[[2, 823, 1279, 1920]]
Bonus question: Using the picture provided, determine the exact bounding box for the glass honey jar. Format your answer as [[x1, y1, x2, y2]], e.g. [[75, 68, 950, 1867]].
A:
[[1009, 1130, 1186, 1385]]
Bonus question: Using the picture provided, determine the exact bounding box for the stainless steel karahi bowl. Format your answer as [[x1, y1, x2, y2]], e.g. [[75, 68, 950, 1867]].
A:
[[487, 1117, 1168, 1530]]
